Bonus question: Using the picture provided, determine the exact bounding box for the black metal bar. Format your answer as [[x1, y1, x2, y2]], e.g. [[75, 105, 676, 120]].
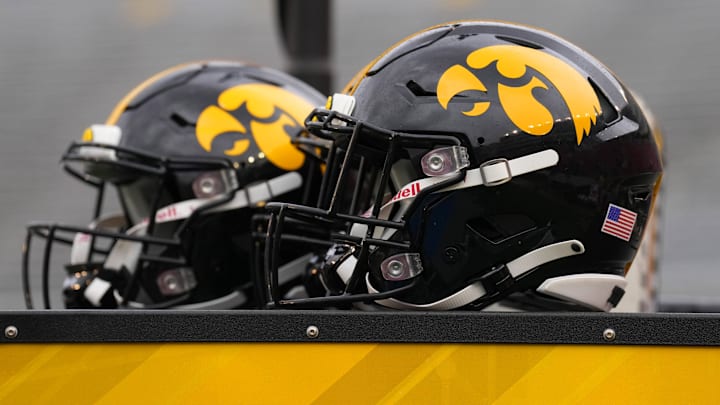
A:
[[92, 182, 105, 220], [348, 156, 366, 216], [317, 138, 338, 209], [328, 122, 362, 214], [26, 223, 179, 248], [41, 227, 56, 309], [87, 182, 106, 264], [21, 229, 34, 310], [263, 208, 280, 306], [370, 132, 397, 220], [3, 311, 720, 345]]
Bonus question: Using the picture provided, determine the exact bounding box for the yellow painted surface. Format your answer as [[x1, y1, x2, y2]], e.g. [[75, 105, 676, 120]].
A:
[[1, 343, 718, 404]]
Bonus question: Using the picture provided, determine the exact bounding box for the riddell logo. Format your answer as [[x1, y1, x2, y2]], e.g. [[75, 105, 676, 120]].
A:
[[155, 205, 180, 222], [391, 182, 421, 203], [436, 44, 601, 145]]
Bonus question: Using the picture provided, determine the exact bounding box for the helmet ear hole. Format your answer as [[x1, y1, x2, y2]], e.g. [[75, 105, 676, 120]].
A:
[[467, 214, 538, 245]]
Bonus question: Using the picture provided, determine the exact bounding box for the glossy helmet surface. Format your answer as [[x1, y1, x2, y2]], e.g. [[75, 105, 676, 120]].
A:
[[263, 21, 663, 311], [23, 61, 325, 309]]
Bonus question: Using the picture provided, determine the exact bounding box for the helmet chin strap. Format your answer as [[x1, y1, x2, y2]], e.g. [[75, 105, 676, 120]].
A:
[[70, 213, 127, 265], [78, 171, 303, 308], [334, 236, 624, 311]]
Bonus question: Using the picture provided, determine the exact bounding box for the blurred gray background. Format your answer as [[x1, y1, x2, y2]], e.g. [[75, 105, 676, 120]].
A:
[[0, 0, 717, 309]]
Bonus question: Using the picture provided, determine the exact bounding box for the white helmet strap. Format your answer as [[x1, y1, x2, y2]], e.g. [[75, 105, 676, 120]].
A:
[[366, 239, 588, 311], [79, 171, 302, 307], [536, 274, 628, 311], [350, 148, 560, 240]]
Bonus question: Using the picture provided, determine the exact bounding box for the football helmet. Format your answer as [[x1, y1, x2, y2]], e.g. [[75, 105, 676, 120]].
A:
[[23, 61, 325, 309], [263, 21, 663, 311]]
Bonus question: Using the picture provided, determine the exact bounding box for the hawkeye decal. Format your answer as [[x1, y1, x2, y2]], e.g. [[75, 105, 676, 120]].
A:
[[196, 83, 314, 171], [437, 44, 601, 145]]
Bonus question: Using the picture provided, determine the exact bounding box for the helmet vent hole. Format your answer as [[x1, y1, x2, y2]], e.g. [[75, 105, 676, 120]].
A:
[[170, 113, 193, 128], [630, 188, 651, 202], [633, 191, 650, 201], [477, 136, 485, 145], [588, 78, 620, 124], [495, 35, 543, 49], [245, 74, 282, 87], [406, 80, 437, 97]]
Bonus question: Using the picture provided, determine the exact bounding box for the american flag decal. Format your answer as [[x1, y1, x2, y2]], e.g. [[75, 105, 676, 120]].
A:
[[601, 203, 637, 241]]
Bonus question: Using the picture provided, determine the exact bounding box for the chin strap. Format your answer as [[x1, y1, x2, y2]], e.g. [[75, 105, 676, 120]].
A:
[[124, 290, 248, 310], [366, 240, 588, 311], [69, 213, 127, 265], [79, 171, 303, 308]]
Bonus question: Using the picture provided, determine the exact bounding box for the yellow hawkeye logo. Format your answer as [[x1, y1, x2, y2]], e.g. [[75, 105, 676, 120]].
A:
[[196, 83, 314, 171], [437, 44, 601, 145]]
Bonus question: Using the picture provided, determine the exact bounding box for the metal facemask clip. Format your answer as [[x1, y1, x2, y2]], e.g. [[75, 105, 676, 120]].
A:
[[192, 169, 239, 198], [156, 267, 198, 296], [380, 252, 424, 281], [421, 146, 470, 177]]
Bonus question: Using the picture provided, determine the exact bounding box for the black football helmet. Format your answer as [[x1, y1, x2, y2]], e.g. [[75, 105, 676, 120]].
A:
[[263, 21, 663, 311], [23, 61, 325, 309]]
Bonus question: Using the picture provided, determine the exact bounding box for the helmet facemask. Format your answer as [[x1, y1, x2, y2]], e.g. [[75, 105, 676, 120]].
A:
[[264, 105, 535, 309], [24, 126, 303, 309]]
